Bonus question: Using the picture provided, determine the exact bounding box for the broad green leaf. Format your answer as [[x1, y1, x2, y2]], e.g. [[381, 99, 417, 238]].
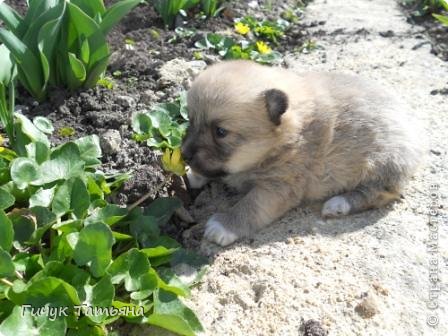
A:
[[74, 223, 114, 277], [100, 0, 141, 35], [10, 157, 40, 189], [9, 210, 36, 247], [128, 209, 159, 247], [66, 2, 109, 70], [37, 143, 85, 185], [73, 135, 101, 166], [85, 204, 127, 226], [25, 141, 50, 164], [0, 28, 44, 100], [0, 247, 14, 277], [28, 206, 57, 244], [33, 116, 54, 134], [67, 52, 86, 89], [80, 37, 90, 64], [83, 275, 114, 323], [83, 55, 109, 88], [38, 16, 65, 86], [8, 275, 81, 307], [14, 113, 50, 149], [0, 210, 13, 251], [52, 181, 71, 217], [70, 0, 106, 19], [0, 3, 23, 31], [148, 289, 203, 336], [71, 178, 90, 218], [145, 197, 181, 227], [132, 112, 152, 134], [0, 188, 14, 210], [0, 45, 15, 90], [29, 186, 56, 208], [43, 261, 90, 293], [107, 248, 150, 292]]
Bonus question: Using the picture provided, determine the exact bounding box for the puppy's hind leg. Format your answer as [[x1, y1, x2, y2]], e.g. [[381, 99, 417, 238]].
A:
[[321, 184, 401, 218]]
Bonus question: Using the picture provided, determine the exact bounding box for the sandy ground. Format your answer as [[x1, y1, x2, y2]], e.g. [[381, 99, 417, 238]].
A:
[[182, 1, 448, 335]]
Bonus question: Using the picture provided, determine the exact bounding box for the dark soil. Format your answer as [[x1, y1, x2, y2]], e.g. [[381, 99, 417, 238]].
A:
[[401, 2, 448, 62], [5, 0, 311, 241]]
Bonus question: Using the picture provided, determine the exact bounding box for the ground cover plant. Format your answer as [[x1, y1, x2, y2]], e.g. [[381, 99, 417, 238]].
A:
[[0, 110, 205, 335], [194, 15, 291, 64]]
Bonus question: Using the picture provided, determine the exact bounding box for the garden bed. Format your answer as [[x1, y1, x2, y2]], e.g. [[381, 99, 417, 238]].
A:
[[7, 0, 312, 242]]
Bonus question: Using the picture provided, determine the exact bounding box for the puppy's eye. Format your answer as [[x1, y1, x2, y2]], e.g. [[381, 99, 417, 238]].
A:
[[215, 126, 228, 138]]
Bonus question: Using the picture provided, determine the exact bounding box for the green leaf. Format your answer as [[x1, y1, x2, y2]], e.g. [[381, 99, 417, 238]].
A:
[[71, 178, 90, 218], [148, 289, 203, 336], [107, 248, 151, 292], [29, 186, 56, 208], [14, 113, 50, 149], [74, 223, 114, 277], [47, 178, 87, 220], [0, 210, 13, 251], [145, 197, 181, 227], [0, 3, 23, 31], [37, 143, 85, 185], [73, 135, 102, 166], [132, 112, 152, 134], [25, 141, 50, 164], [0, 247, 15, 277], [128, 210, 159, 247], [0, 28, 44, 100], [141, 246, 179, 258], [83, 55, 109, 88], [434, 13, 448, 26], [33, 116, 54, 134], [67, 52, 87, 88], [100, 0, 142, 35], [8, 275, 81, 307], [0, 305, 66, 336], [83, 275, 115, 323], [85, 204, 127, 226], [9, 210, 36, 247], [80, 36, 90, 64], [70, 0, 106, 19], [0, 188, 15, 210], [10, 157, 40, 189]]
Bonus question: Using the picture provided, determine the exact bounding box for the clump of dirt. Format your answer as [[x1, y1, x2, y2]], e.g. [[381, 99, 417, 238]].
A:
[[300, 319, 329, 336]]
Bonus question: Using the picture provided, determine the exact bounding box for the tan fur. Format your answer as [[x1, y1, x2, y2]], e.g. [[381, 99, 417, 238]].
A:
[[182, 60, 426, 246]]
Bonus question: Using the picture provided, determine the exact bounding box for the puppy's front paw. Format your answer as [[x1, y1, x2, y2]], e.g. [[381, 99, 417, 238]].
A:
[[186, 169, 208, 189], [204, 214, 238, 246], [322, 195, 351, 218]]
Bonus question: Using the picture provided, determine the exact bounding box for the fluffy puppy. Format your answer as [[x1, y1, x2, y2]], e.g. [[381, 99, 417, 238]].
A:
[[182, 60, 425, 246]]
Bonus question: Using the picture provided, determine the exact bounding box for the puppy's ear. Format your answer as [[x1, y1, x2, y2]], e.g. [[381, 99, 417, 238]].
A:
[[263, 89, 288, 125]]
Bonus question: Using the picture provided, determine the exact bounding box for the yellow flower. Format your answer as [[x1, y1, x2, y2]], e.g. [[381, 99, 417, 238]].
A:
[[0, 134, 4, 152], [161, 148, 186, 176], [235, 22, 250, 35], [256, 41, 272, 54]]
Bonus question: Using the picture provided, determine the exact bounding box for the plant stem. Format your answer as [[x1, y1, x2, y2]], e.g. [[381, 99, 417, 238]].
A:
[[15, 270, 23, 280], [0, 278, 13, 287], [128, 174, 172, 211]]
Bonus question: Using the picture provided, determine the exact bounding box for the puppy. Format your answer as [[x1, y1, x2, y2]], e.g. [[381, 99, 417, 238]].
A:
[[182, 60, 425, 246]]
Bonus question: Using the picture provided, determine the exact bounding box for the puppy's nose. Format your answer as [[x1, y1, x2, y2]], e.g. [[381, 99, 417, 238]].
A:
[[181, 144, 194, 163]]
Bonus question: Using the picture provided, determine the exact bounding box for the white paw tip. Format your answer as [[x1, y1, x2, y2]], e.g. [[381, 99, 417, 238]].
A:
[[322, 196, 351, 218], [204, 216, 238, 246], [186, 170, 208, 189]]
